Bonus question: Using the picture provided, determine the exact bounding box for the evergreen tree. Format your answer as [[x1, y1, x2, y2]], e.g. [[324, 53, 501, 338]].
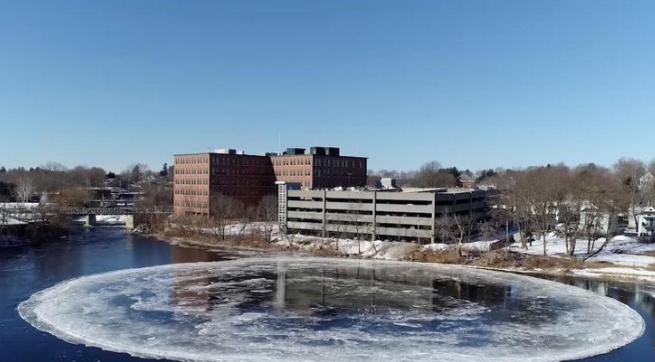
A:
[[159, 163, 169, 177]]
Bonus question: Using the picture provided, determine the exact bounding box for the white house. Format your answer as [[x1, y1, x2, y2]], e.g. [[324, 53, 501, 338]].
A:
[[579, 208, 618, 236], [637, 207, 655, 238]]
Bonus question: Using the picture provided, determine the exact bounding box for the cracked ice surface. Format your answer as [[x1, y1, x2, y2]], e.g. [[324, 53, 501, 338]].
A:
[[19, 258, 644, 362]]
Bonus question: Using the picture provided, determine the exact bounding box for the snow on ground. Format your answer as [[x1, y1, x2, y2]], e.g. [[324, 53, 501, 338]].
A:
[[73, 215, 128, 225], [501, 232, 655, 282], [572, 268, 655, 283], [202, 222, 655, 268], [1, 203, 48, 224], [172, 222, 655, 282], [423, 240, 501, 253], [274, 234, 419, 260], [172, 223, 421, 261], [512, 232, 601, 257], [510, 233, 655, 268], [423, 243, 450, 252], [168, 222, 277, 237], [587, 254, 655, 268], [605, 235, 655, 254], [220, 222, 275, 236]]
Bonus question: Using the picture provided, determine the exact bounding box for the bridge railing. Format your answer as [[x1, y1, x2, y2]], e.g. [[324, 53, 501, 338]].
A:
[[3, 206, 172, 217]]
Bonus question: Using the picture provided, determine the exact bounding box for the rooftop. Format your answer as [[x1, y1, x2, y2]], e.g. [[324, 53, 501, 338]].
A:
[[401, 187, 479, 194], [174, 146, 367, 159]]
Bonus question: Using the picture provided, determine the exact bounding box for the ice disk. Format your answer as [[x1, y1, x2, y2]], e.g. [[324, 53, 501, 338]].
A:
[[18, 258, 644, 362]]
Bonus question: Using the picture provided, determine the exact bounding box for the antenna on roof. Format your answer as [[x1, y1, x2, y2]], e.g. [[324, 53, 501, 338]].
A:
[[278, 132, 282, 155]]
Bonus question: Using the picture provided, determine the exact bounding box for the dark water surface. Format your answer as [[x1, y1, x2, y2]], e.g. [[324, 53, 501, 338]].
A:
[[1, 227, 655, 362]]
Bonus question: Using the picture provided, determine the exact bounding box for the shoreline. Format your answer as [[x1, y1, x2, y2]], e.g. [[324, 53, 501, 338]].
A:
[[151, 231, 655, 285]]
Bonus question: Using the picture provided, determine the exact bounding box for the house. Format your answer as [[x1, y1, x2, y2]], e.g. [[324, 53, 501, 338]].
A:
[[459, 175, 476, 188], [637, 207, 655, 239], [379, 177, 397, 190], [579, 208, 618, 236]]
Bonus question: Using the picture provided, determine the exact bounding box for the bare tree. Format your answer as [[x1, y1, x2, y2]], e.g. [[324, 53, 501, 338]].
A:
[[42, 162, 68, 172], [558, 168, 583, 256], [71, 166, 108, 187], [648, 160, 655, 179], [256, 194, 278, 243], [488, 172, 531, 250], [413, 161, 458, 188], [347, 201, 368, 255], [208, 194, 243, 241], [433, 212, 467, 257], [280, 221, 297, 247], [584, 171, 628, 260], [613, 158, 646, 227], [51, 186, 90, 208], [489, 208, 513, 252], [642, 159, 655, 207], [326, 213, 344, 252], [15, 177, 35, 203], [572, 165, 610, 254], [121, 163, 151, 188], [244, 206, 260, 242], [521, 165, 569, 256]]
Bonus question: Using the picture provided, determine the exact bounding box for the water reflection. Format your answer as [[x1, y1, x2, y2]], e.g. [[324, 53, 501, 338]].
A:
[[171, 242, 236, 315], [432, 278, 511, 307], [168, 261, 568, 332]]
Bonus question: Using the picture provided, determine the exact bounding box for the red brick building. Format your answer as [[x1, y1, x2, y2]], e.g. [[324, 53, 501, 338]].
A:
[[271, 147, 367, 190], [173, 147, 367, 216]]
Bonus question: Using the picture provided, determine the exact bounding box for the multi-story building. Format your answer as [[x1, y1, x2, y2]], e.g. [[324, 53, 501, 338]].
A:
[[173, 147, 367, 216], [271, 147, 367, 189], [173, 150, 275, 216], [276, 184, 491, 244]]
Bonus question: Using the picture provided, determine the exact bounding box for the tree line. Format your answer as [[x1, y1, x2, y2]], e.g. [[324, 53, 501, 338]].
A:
[[368, 161, 498, 188], [485, 158, 655, 257], [0, 162, 173, 209], [364, 158, 655, 258]]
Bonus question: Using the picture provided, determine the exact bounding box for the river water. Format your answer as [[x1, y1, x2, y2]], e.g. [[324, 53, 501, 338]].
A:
[[1, 227, 654, 362]]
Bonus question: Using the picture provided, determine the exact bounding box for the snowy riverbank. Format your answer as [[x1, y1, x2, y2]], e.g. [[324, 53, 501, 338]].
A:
[[162, 222, 655, 284]]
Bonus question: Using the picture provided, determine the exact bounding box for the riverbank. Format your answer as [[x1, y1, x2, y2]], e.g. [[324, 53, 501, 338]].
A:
[[5, 226, 655, 362], [155, 225, 655, 285]]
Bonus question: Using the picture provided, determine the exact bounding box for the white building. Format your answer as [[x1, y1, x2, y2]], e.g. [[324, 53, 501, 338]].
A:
[[637, 207, 655, 238], [579, 209, 618, 236]]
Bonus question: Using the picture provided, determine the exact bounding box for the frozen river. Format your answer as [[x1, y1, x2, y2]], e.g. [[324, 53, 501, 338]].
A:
[[2, 227, 655, 361]]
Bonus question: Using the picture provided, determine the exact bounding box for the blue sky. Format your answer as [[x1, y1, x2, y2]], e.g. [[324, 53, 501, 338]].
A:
[[1, 0, 654, 173]]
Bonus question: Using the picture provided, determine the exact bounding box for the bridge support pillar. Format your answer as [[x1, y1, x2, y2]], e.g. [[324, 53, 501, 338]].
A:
[[85, 214, 97, 227], [125, 215, 134, 230]]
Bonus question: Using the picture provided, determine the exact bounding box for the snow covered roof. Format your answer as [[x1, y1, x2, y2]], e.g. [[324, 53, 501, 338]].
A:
[[639, 206, 655, 215]]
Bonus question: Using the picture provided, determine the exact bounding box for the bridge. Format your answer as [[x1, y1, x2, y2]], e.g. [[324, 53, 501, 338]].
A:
[[63, 207, 134, 216], [64, 207, 171, 228], [2, 203, 171, 229]]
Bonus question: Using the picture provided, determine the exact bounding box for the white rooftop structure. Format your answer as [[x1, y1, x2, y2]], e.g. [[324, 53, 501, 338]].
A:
[[637, 207, 655, 238]]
